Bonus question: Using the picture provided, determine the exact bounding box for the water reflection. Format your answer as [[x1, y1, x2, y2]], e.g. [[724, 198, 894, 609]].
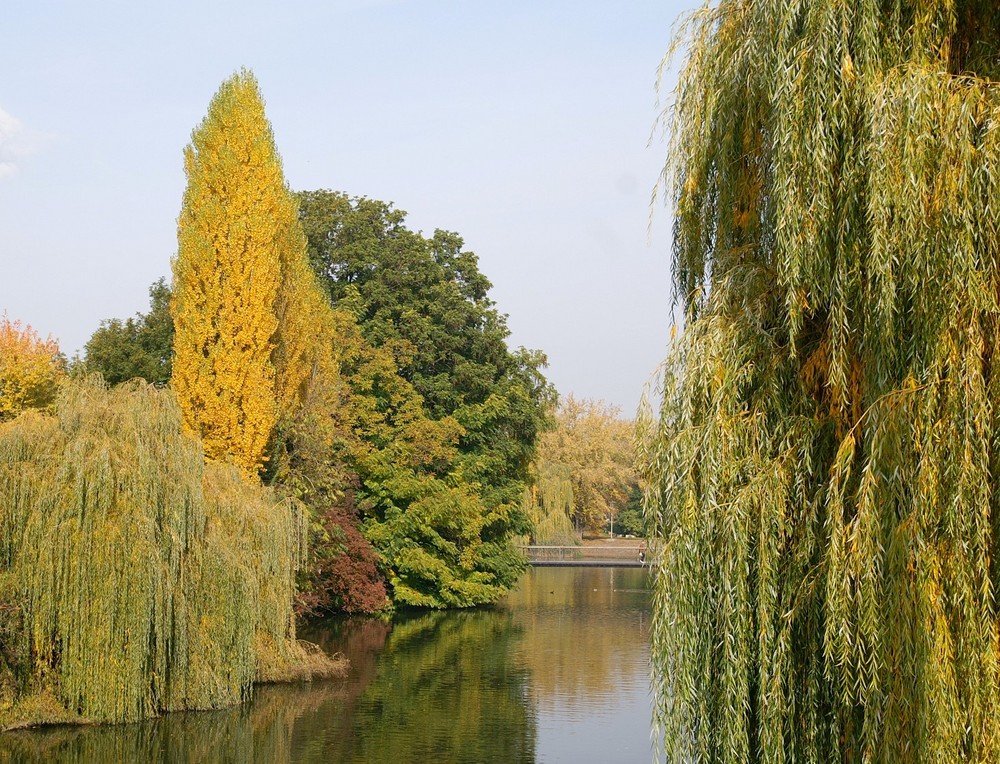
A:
[[513, 567, 650, 703], [298, 608, 536, 763], [0, 567, 653, 764], [508, 567, 653, 763], [0, 684, 343, 764]]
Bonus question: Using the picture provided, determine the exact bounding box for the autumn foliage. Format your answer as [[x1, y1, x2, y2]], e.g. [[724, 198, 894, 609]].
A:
[[0, 315, 64, 422], [0, 379, 342, 730], [171, 70, 325, 477], [296, 498, 389, 617], [525, 396, 638, 538]]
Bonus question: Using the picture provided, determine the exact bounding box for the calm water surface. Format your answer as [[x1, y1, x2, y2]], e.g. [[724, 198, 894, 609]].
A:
[[0, 567, 655, 763]]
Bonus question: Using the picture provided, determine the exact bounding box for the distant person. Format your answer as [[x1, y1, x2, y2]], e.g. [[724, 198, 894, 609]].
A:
[[638, 545, 646, 565]]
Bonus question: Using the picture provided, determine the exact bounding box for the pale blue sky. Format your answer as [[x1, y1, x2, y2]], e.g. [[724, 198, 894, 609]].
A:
[[1, 0, 694, 414]]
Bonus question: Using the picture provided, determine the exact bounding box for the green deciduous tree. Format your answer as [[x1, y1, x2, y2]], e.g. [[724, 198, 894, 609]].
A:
[[287, 305, 526, 609], [83, 277, 174, 385], [295, 191, 553, 601], [296, 190, 554, 513], [644, 2, 1000, 762]]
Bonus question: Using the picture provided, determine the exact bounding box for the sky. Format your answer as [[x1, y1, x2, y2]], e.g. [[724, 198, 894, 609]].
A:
[[1, 0, 695, 415]]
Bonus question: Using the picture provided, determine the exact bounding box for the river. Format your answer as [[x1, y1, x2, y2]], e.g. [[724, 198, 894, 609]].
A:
[[0, 566, 655, 763]]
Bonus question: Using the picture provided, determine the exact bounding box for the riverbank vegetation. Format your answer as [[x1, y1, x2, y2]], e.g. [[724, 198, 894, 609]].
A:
[[644, 2, 1000, 762], [0, 379, 343, 731], [74, 83, 556, 614], [2, 57, 659, 729], [1, 63, 559, 735], [290, 190, 554, 608], [44, 70, 553, 621]]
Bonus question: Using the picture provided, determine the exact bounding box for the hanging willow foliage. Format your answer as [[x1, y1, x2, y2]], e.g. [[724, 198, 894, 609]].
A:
[[521, 462, 577, 546], [643, 2, 1000, 762], [0, 379, 341, 730]]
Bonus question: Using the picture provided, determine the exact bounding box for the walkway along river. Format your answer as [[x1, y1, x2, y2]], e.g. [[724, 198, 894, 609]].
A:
[[0, 566, 655, 764], [520, 543, 647, 567]]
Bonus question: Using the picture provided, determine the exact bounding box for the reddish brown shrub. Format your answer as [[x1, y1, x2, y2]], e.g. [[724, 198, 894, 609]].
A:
[[297, 495, 388, 617]]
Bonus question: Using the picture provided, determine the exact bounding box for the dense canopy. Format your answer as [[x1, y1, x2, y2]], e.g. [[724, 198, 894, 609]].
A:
[[287, 305, 528, 609], [294, 191, 554, 605], [0, 380, 337, 729], [643, 2, 1000, 762], [172, 71, 327, 476], [296, 190, 553, 511]]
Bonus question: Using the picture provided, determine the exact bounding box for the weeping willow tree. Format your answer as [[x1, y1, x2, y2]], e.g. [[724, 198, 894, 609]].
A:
[[0, 379, 341, 730], [643, 2, 1000, 762], [521, 462, 577, 546]]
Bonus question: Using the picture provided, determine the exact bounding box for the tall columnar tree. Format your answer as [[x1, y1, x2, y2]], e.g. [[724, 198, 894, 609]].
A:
[[172, 71, 324, 476], [644, 2, 1000, 762]]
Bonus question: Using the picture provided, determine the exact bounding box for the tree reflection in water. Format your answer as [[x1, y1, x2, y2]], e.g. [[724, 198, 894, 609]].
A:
[[0, 683, 342, 764], [0, 568, 657, 764], [315, 609, 535, 764], [509, 566, 650, 706], [0, 608, 535, 764]]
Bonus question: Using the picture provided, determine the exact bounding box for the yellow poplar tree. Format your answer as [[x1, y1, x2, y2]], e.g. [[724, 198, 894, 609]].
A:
[[172, 70, 323, 476]]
